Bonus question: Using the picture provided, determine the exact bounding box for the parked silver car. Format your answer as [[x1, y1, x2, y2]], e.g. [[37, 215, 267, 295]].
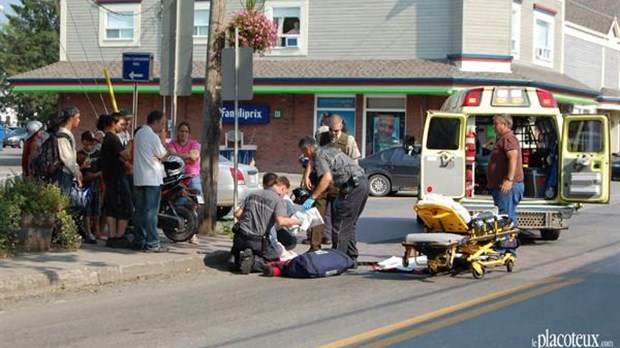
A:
[[216, 155, 261, 219], [3, 128, 28, 148]]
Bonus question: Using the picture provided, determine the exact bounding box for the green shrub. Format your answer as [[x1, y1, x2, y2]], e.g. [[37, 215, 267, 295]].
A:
[[0, 177, 81, 256]]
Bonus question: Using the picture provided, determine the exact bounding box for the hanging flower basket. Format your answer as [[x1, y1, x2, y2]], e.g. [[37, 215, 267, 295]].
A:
[[227, 8, 278, 55]]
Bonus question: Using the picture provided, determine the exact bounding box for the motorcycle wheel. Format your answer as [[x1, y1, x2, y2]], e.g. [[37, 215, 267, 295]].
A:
[[163, 205, 198, 242]]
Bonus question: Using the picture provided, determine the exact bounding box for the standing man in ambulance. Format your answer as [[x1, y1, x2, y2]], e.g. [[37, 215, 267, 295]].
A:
[[487, 114, 524, 224]]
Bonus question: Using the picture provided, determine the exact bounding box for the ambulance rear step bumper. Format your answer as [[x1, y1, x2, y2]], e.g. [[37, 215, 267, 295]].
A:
[[462, 202, 574, 230]]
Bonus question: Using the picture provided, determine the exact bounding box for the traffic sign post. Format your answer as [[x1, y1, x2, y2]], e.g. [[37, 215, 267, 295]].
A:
[[122, 52, 153, 123]]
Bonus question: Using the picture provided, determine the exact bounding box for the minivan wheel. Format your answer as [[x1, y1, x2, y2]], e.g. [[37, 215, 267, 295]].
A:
[[368, 174, 391, 197], [540, 229, 560, 241]]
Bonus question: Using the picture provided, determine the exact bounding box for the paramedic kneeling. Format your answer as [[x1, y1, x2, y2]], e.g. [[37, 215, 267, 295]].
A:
[[298, 135, 369, 268], [231, 175, 301, 274], [487, 114, 524, 224]]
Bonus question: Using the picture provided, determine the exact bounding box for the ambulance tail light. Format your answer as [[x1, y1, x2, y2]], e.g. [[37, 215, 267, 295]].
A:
[[536, 89, 557, 108], [462, 88, 483, 107]]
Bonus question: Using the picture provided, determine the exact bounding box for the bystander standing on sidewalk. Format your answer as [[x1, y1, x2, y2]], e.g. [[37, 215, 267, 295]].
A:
[[100, 114, 133, 247], [55, 106, 83, 195], [133, 110, 169, 253]]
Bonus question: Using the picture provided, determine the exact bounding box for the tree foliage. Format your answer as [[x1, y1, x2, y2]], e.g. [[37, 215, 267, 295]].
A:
[[0, 0, 59, 122]]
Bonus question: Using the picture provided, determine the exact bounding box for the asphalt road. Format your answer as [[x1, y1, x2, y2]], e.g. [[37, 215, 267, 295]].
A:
[[0, 146, 22, 178], [0, 182, 618, 348]]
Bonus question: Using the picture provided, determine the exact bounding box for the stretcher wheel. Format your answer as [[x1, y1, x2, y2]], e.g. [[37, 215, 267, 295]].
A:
[[506, 259, 514, 272], [471, 265, 485, 279]]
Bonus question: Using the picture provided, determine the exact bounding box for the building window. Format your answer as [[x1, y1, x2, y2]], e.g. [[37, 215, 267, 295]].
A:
[[194, 9, 210, 37], [265, 0, 308, 56], [511, 1, 521, 59], [98, 3, 140, 47], [533, 9, 554, 66], [193, 1, 210, 44], [315, 96, 357, 136], [364, 96, 406, 156]]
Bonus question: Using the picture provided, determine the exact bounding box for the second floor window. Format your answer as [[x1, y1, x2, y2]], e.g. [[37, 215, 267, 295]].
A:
[[264, 0, 308, 56], [98, 3, 140, 47], [194, 9, 210, 37], [106, 11, 134, 40], [533, 9, 554, 66], [273, 7, 301, 48]]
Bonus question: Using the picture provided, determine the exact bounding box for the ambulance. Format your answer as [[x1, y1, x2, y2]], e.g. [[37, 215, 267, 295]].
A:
[[419, 86, 610, 240]]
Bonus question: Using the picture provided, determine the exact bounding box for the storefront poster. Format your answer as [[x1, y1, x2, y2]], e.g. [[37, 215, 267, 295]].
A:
[[366, 112, 404, 155]]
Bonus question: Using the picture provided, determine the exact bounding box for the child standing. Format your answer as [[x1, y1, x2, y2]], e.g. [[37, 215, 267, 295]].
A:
[[77, 131, 104, 241]]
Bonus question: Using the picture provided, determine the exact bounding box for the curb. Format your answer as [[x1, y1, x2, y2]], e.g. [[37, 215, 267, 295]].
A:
[[0, 252, 227, 301]]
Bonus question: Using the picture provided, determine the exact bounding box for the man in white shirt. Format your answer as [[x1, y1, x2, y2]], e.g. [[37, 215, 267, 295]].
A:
[[133, 110, 168, 252]]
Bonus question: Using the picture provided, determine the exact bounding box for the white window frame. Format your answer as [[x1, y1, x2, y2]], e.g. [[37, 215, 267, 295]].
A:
[[511, 1, 521, 60], [98, 3, 141, 47], [193, 1, 210, 45], [264, 0, 309, 56], [533, 10, 554, 67]]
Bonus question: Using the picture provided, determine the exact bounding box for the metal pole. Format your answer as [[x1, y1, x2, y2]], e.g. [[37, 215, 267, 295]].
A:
[[233, 27, 239, 212], [171, 0, 181, 139], [132, 82, 138, 133]]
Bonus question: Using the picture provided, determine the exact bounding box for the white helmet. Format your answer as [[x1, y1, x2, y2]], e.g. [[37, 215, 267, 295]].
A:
[[26, 121, 43, 140]]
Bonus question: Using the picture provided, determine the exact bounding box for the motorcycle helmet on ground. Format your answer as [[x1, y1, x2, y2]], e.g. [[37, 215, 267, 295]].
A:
[[292, 187, 312, 205]]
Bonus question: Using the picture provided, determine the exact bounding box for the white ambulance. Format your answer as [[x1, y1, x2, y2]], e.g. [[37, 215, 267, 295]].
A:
[[419, 86, 610, 240]]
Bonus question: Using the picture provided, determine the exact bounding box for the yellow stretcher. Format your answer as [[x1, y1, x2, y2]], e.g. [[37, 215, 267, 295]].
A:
[[402, 200, 518, 279]]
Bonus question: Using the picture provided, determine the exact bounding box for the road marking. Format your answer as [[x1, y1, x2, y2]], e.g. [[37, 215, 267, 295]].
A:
[[320, 277, 582, 348]]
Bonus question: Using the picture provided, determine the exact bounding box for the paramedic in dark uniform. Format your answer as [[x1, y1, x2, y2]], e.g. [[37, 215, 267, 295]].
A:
[[298, 135, 369, 268]]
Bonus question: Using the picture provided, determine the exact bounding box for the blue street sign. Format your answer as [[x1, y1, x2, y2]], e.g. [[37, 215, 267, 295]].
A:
[[122, 52, 153, 82]]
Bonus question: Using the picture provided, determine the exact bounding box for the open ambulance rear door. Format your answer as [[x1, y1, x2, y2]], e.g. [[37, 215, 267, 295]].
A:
[[560, 114, 610, 204], [419, 111, 467, 200]]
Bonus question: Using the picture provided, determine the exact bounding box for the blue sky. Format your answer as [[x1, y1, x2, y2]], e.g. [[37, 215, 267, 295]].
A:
[[0, 0, 19, 25]]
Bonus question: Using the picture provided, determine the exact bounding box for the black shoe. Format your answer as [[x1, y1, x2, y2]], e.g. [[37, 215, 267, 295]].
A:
[[301, 238, 311, 245], [239, 248, 254, 275], [321, 238, 331, 245]]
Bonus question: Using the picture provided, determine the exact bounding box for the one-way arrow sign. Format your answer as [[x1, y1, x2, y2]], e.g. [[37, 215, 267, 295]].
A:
[[122, 52, 153, 82]]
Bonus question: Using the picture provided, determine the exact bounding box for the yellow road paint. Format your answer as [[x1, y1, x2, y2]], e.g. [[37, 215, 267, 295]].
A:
[[320, 277, 581, 348]]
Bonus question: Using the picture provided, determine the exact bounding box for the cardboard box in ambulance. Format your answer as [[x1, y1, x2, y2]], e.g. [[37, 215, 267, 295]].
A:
[[419, 86, 610, 240]]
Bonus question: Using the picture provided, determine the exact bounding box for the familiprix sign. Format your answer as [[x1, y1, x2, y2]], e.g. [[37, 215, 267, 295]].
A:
[[220, 103, 270, 124]]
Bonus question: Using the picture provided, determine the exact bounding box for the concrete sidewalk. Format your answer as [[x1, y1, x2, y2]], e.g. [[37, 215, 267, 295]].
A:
[[0, 171, 403, 300], [0, 228, 400, 300]]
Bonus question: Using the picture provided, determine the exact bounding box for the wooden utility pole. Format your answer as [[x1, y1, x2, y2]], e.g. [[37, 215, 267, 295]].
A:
[[199, 0, 227, 234]]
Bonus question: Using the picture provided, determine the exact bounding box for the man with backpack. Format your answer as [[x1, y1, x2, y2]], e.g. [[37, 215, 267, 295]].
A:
[[31, 107, 83, 193], [55, 106, 83, 195]]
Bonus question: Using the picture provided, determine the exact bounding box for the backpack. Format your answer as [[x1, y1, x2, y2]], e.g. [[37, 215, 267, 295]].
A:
[[30, 132, 72, 182], [283, 249, 353, 278]]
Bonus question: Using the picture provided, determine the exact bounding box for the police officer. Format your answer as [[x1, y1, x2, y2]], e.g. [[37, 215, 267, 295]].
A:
[[298, 135, 369, 268]]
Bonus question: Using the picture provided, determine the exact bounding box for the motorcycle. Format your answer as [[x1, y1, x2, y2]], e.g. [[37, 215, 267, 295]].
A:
[[158, 156, 200, 242]]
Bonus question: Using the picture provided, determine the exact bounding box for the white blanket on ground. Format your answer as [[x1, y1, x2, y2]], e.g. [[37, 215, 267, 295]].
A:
[[372, 255, 428, 272]]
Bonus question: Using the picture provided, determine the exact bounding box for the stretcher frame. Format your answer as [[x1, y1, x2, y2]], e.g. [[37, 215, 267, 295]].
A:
[[402, 202, 518, 278]]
